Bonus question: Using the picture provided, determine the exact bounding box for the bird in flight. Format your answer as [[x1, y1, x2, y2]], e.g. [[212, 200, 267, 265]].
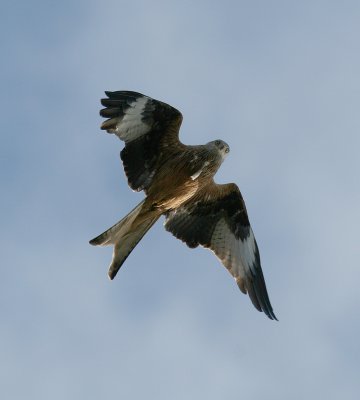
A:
[[90, 91, 277, 320]]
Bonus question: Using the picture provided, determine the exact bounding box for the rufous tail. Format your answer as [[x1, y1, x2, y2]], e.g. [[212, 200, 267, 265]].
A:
[[89, 200, 160, 279]]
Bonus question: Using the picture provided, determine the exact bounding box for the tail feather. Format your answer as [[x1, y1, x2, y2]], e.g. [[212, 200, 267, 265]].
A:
[[108, 215, 158, 280], [89, 200, 160, 280], [89, 200, 145, 246]]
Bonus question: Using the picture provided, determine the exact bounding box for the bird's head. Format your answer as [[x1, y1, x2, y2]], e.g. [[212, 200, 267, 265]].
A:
[[208, 139, 230, 160]]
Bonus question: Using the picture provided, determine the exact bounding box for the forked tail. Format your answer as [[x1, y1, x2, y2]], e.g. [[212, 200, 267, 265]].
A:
[[89, 200, 160, 279]]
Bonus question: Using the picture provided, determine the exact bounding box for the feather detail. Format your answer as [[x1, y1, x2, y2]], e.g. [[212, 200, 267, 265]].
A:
[[90, 200, 160, 279]]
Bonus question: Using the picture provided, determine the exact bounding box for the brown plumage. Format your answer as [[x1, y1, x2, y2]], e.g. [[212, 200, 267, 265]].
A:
[[90, 91, 277, 320]]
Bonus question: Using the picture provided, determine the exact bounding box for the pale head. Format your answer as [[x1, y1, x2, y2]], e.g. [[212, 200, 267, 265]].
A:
[[207, 139, 230, 160]]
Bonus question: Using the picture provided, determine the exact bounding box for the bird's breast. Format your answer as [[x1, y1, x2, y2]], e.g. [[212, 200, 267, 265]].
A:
[[146, 149, 216, 211]]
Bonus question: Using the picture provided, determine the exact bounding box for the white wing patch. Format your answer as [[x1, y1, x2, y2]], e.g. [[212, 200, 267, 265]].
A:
[[190, 161, 209, 180], [239, 228, 257, 274], [210, 218, 256, 286], [114, 96, 150, 142], [190, 170, 202, 180]]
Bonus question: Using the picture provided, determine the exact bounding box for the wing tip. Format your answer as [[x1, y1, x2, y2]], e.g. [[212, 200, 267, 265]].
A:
[[237, 278, 278, 321], [257, 295, 278, 321], [103, 90, 146, 99], [100, 118, 117, 132], [264, 308, 278, 321]]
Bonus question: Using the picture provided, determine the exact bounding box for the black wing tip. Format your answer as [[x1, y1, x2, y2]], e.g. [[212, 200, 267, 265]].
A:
[[263, 307, 278, 321], [249, 295, 278, 321], [99, 91, 148, 131], [258, 290, 278, 321], [255, 294, 278, 321], [104, 90, 146, 99], [242, 278, 278, 321]]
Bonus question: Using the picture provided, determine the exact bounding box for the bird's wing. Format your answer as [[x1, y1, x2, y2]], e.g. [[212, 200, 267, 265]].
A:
[[164, 181, 277, 320], [100, 91, 184, 193]]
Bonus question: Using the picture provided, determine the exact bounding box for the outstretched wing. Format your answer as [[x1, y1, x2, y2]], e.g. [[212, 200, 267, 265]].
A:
[[100, 91, 184, 193], [164, 182, 277, 320]]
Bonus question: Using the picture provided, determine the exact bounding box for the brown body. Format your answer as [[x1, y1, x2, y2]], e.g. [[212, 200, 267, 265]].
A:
[[145, 145, 222, 211]]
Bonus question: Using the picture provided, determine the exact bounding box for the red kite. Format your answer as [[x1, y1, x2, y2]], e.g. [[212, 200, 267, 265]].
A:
[[90, 91, 277, 320]]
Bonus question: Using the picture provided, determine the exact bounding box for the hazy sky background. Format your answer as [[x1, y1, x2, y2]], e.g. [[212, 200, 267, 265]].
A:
[[1, 1, 360, 399]]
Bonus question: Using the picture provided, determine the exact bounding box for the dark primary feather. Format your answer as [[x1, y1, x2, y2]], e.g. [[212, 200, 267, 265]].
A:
[[120, 135, 159, 192]]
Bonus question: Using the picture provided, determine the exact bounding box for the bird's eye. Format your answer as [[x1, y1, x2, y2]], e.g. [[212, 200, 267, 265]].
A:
[[215, 140, 221, 145], [225, 148, 229, 153]]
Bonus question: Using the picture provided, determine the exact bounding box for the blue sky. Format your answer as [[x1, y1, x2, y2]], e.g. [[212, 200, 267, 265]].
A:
[[1, 1, 360, 398]]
